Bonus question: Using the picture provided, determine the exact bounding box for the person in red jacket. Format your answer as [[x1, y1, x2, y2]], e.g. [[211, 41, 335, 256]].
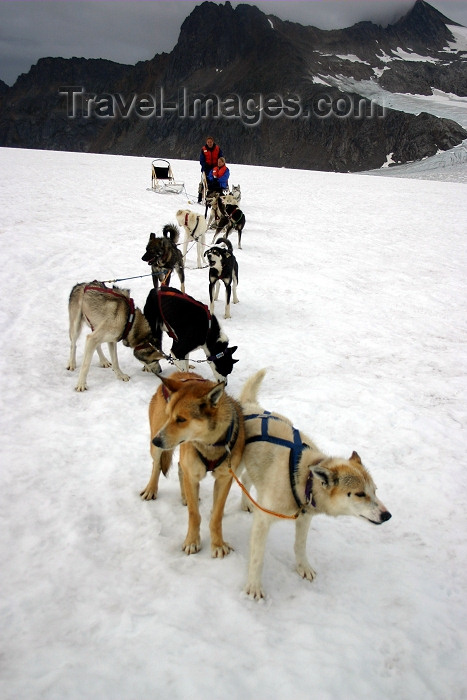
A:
[[198, 136, 223, 203], [207, 157, 230, 193]]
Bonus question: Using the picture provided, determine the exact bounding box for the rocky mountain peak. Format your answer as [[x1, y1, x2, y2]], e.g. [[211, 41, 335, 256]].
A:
[[0, 1, 465, 172], [389, 0, 462, 51]]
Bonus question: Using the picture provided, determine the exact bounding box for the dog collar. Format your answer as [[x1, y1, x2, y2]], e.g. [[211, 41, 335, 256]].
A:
[[196, 413, 240, 472], [305, 472, 316, 507]]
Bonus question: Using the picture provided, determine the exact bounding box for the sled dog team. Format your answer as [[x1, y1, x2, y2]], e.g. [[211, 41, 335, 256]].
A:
[[67, 189, 391, 600]]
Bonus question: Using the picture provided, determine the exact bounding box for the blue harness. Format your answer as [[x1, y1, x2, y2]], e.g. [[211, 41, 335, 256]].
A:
[[244, 412, 316, 511]]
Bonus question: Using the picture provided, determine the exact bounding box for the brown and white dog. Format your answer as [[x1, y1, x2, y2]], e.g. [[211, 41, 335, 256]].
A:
[[141, 371, 245, 559], [238, 369, 392, 599], [176, 209, 207, 269]]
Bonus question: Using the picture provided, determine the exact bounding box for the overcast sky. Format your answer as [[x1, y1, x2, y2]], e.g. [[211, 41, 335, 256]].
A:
[[1, 0, 466, 86]]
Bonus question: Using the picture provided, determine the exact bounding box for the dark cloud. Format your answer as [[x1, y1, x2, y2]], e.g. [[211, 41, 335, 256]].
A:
[[0, 1, 466, 86]]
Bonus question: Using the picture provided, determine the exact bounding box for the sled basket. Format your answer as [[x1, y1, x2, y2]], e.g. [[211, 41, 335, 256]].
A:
[[150, 159, 185, 194]]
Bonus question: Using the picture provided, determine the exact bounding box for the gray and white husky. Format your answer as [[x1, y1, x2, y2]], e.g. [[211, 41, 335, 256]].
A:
[[67, 281, 162, 391]]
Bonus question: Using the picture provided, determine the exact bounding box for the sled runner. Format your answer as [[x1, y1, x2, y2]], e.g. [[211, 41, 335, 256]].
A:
[[150, 159, 185, 194]]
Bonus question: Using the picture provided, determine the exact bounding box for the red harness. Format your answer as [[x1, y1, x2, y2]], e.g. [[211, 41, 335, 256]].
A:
[[184, 212, 202, 239], [157, 287, 211, 341], [84, 284, 135, 341]]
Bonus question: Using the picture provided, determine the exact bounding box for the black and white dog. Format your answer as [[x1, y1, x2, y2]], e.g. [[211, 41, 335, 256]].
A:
[[144, 287, 238, 382], [214, 198, 246, 250], [204, 238, 239, 319]]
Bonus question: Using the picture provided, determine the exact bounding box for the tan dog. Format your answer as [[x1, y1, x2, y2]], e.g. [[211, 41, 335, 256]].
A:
[[176, 209, 207, 269], [141, 371, 245, 558], [238, 369, 392, 599]]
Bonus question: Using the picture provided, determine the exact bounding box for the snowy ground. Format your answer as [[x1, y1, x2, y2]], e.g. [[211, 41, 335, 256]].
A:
[[0, 144, 466, 699]]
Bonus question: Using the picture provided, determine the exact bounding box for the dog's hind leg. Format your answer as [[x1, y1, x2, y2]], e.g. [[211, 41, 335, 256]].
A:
[[96, 344, 112, 368], [208, 280, 217, 314], [176, 264, 185, 294], [210, 471, 234, 557], [107, 342, 130, 382], [224, 282, 231, 319], [232, 273, 239, 306], [294, 512, 316, 582], [67, 291, 87, 371], [67, 313, 83, 371], [75, 332, 100, 391], [237, 229, 242, 250], [244, 510, 273, 600]]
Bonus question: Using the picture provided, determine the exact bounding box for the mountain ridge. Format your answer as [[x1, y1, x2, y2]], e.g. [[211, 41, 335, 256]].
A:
[[0, 0, 466, 172]]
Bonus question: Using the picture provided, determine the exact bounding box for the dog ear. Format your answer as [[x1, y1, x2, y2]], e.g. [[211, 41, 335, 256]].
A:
[[150, 232, 156, 240], [206, 382, 225, 406], [349, 451, 362, 464], [159, 374, 181, 395], [227, 346, 238, 356], [311, 465, 332, 489]]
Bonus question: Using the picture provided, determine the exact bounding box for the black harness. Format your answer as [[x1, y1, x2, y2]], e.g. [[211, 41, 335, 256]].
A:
[[196, 415, 240, 472], [161, 383, 240, 472], [244, 412, 316, 511]]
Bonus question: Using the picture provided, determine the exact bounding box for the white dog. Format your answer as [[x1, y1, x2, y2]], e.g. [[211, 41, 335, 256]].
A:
[[238, 370, 392, 599], [176, 209, 207, 269]]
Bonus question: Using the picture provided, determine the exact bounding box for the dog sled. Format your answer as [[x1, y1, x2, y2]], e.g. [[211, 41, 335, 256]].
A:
[[150, 159, 185, 194]]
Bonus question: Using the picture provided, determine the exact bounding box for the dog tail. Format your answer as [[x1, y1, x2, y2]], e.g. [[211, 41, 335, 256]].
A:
[[161, 450, 173, 477], [214, 237, 233, 252], [163, 223, 180, 244], [239, 369, 267, 407]]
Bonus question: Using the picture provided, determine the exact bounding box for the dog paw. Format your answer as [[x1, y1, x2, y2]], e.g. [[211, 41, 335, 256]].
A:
[[75, 384, 87, 392], [140, 486, 157, 500], [182, 540, 201, 555], [211, 542, 233, 558], [296, 563, 317, 581], [117, 373, 130, 382], [244, 583, 266, 600], [99, 360, 112, 368], [66, 364, 75, 371]]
